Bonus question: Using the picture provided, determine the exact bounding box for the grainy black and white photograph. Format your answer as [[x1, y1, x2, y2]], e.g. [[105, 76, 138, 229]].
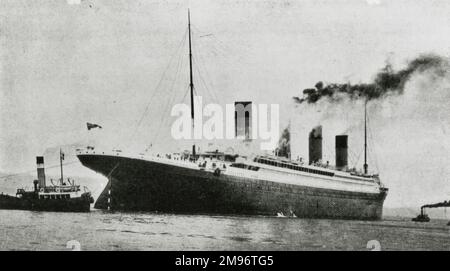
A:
[[0, 0, 449, 253]]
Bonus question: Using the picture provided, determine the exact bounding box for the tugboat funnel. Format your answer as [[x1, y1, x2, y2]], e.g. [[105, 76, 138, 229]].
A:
[[36, 156, 46, 188]]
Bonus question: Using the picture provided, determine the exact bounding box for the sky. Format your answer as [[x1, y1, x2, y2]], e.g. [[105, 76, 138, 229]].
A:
[[1, 0, 449, 208]]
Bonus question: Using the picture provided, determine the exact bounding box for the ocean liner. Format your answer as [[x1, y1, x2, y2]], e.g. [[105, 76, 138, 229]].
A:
[[77, 11, 388, 220]]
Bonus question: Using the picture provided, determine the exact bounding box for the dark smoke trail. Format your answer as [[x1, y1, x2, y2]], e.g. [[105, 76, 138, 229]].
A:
[[422, 200, 450, 209], [293, 54, 448, 104], [279, 54, 449, 155]]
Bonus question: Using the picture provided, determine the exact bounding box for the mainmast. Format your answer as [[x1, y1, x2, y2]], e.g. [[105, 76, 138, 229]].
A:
[[363, 100, 368, 175], [188, 9, 196, 158], [59, 148, 64, 185]]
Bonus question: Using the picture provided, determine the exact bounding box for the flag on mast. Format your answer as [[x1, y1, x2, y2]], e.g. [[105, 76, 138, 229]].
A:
[[87, 122, 102, 130]]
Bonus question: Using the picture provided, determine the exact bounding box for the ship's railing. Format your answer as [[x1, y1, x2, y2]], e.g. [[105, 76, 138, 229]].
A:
[[256, 155, 377, 179], [42, 185, 80, 193], [79, 148, 230, 175], [79, 148, 379, 183]]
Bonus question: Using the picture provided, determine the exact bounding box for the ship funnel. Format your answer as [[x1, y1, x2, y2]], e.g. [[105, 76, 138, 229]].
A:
[[308, 126, 322, 165], [335, 135, 348, 170], [36, 156, 46, 188], [235, 101, 252, 140]]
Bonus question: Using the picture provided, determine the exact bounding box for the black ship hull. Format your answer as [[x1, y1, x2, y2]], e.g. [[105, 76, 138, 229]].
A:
[[78, 154, 387, 220], [0, 193, 93, 213]]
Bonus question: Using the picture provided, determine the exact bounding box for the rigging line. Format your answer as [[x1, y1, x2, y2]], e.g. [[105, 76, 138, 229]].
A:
[[322, 141, 333, 164], [347, 148, 353, 163], [191, 37, 220, 104], [146, 91, 180, 148], [147, 46, 188, 147], [350, 154, 357, 169], [351, 148, 358, 164], [191, 25, 236, 57], [192, 52, 218, 105], [142, 27, 190, 126], [194, 71, 218, 108], [204, 39, 233, 61], [191, 25, 228, 60], [366, 113, 380, 171], [162, 48, 186, 116], [348, 149, 356, 167], [158, 73, 189, 139], [192, 47, 220, 105], [192, 40, 255, 83], [147, 25, 221, 149], [133, 37, 187, 151], [370, 131, 380, 172], [157, 83, 191, 140], [193, 33, 231, 68], [160, 44, 188, 124], [179, 84, 191, 104], [190, 34, 243, 89], [205, 31, 236, 54], [368, 140, 379, 172], [192, 24, 251, 68], [368, 145, 377, 172], [352, 148, 363, 170], [145, 84, 191, 151], [130, 27, 188, 141], [351, 150, 359, 169], [158, 26, 204, 125]]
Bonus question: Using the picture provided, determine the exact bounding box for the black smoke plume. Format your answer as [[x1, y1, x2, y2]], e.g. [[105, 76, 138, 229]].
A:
[[293, 54, 448, 104], [421, 200, 450, 209], [278, 54, 449, 156]]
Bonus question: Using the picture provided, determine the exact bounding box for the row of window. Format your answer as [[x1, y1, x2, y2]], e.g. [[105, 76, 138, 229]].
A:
[[230, 163, 260, 171], [255, 158, 335, 177], [39, 194, 71, 200]]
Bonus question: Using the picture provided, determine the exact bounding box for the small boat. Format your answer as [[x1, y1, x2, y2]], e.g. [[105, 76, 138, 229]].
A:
[[276, 210, 297, 218], [0, 153, 94, 212], [412, 208, 430, 222], [412, 214, 430, 222], [277, 212, 286, 218], [289, 209, 297, 218]]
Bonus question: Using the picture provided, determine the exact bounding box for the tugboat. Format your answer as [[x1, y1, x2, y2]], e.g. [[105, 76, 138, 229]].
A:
[[0, 152, 94, 212], [412, 207, 430, 223], [412, 200, 450, 223]]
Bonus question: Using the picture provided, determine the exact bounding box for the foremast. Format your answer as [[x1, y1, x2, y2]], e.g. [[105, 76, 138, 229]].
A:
[[60, 148, 64, 185], [188, 9, 196, 158], [363, 100, 368, 175]]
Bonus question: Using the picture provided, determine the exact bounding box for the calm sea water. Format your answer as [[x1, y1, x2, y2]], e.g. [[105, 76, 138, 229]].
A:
[[0, 209, 449, 251]]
